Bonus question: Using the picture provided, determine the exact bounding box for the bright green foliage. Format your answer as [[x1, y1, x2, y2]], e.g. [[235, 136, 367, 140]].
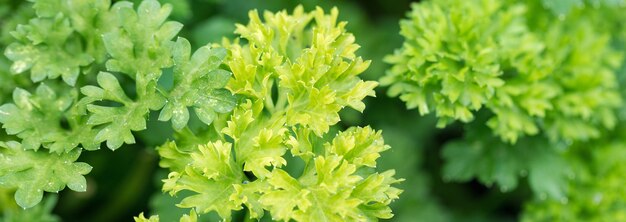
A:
[[0, 195, 60, 222], [102, 0, 180, 89], [324, 126, 390, 168], [227, 6, 376, 135], [161, 140, 245, 219], [134, 213, 159, 222], [158, 38, 235, 130], [535, 21, 621, 143], [158, 6, 401, 221], [2, 0, 626, 220], [383, 0, 622, 144], [0, 84, 98, 152], [81, 0, 234, 149], [0, 2, 33, 106], [382, 0, 531, 131], [134, 210, 198, 222], [0, 0, 236, 209], [81, 0, 179, 149], [4, 0, 115, 85], [383, 0, 623, 201], [534, 4, 626, 205], [259, 157, 402, 221], [0, 141, 92, 208], [81, 72, 164, 149]]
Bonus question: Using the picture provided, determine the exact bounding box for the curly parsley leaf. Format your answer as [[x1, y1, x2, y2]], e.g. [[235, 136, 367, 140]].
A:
[[158, 37, 235, 130], [0, 141, 92, 208]]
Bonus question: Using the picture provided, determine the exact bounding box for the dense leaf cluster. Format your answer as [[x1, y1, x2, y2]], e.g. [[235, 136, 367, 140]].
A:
[[2, 0, 626, 221], [383, 0, 621, 144], [157, 7, 400, 221], [0, 0, 237, 209], [0, 0, 400, 221], [384, 0, 626, 219]]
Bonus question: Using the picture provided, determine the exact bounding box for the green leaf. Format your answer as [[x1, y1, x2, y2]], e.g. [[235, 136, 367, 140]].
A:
[[5, 16, 93, 85], [325, 126, 389, 168], [442, 127, 571, 199], [104, 0, 181, 90], [383, 0, 512, 126], [162, 141, 245, 220], [134, 213, 159, 222], [238, 127, 287, 179], [522, 139, 626, 221], [158, 38, 235, 130], [82, 72, 164, 149], [260, 156, 402, 221], [384, 0, 622, 145], [158, 6, 401, 222], [259, 170, 311, 220], [0, 84, 97, 152], [157, 141, 193, 173], [5, 0, 114, 85], [0, 141, 92, 209], [226, 6, 377, 136], [0, 195, 60, 222]]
